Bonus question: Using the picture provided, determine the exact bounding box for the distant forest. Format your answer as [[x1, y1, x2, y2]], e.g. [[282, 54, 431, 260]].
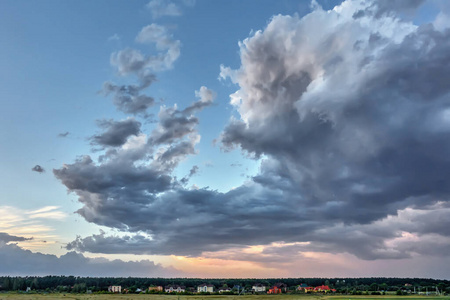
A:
[[1, 276, 449, 294]]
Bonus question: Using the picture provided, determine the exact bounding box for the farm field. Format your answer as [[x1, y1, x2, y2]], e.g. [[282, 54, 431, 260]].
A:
[[0, 294, 449, 300]]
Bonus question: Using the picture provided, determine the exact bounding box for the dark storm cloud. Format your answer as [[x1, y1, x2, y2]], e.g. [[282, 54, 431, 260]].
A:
[[0, 232, 32, 243], [220, 3, 450, 228], [55, 83, 215, 234], [64, 183, 314, 256], [66, 231, 154, 254], [54, 155, 173, 229], [31, 165, 45, 173], [58, 0, 450, 261], [0, 242, 181, 277], [90, 118, 141, 147]]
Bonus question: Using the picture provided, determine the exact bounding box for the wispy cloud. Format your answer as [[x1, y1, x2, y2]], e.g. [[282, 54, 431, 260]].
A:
[[0, 206, 67, 250], [147, 0, 182, 19], [26, 206, 67, 220], [107, 33, 120, 41], [57, 131, 69, 138]]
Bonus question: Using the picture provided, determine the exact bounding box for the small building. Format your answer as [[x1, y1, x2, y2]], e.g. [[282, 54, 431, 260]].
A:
[[149, 286, 163, 292], [197, 284, 215, 293], [233, 285, 243, 293], [314, 285, 331, 293], [165, 285, 185, 293], [252, 283, 266, 293], [268, 286, 282, 294], [297, 283, 309, 291], [218, 286, 231, 293], [274, 283, 288, 293], [108, 286, 122, 293]]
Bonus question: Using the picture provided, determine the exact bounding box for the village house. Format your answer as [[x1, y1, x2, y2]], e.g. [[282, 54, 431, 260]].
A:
[[148, 286, 163, 292], [218, 286, 231, 293], [267, 286, 282, 294], [274, 283, 288, 292], [268, 283, 287, 294], [165, 285, 186, 293], [297, 283, 309, 291], [252, 283, 266, 293], [108, 286, 122, 293], [197, 284, 215, 293], [303, 285, 335, 293], [314, 285, 331, 292]]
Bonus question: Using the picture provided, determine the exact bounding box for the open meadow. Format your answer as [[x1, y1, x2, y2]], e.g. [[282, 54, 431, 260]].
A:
[[0, 294, 449, 300]]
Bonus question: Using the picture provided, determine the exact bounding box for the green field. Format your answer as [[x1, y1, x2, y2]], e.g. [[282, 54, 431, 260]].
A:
[[0, 294, 448, 300]]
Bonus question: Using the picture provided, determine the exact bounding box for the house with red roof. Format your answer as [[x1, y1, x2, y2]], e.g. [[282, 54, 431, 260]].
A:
[[267, 286, 282, 294], [303, 285, 334, 293], [314, 285, 331, 292]]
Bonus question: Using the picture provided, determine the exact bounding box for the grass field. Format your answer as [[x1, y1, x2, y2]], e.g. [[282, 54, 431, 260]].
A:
[[0, 294, 448, 300]]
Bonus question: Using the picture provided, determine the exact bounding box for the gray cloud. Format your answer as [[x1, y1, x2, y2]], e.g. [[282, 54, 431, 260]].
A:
[[32, 165, 45, 173], [63, 183, 312, 256], [55, 86, 214, 234], [101, 74, 156, 116], [104, 24, 180, 116], [352, 0, 425, 19], [67, 231, 154, 255], [90, 118, 141, 147], [58, 0, 450, 262], [180, 165, 199, 185], [372, 0, 425, 18], [150, 86, 215, 147], [58, 132, 69, 138], [220, 1, 450, 227], [182, 86, 216, 115], [110, 24, 180, 77], [150, 106, 199, 145], [0, 241, 181, 277], [0, 232, 32, 243]]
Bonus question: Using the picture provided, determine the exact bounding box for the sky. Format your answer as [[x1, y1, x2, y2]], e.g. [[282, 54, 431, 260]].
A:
[[1, 0, 450, 278]]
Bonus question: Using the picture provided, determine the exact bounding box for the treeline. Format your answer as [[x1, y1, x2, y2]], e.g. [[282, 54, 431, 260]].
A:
[[0, 276, 449, 293]]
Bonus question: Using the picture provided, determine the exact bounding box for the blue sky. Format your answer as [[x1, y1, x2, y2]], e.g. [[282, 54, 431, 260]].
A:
[[2, 0, 450, 278]]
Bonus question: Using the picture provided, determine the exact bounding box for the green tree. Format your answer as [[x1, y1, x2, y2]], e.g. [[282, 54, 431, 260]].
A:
[[2, 277, 11, 291]]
